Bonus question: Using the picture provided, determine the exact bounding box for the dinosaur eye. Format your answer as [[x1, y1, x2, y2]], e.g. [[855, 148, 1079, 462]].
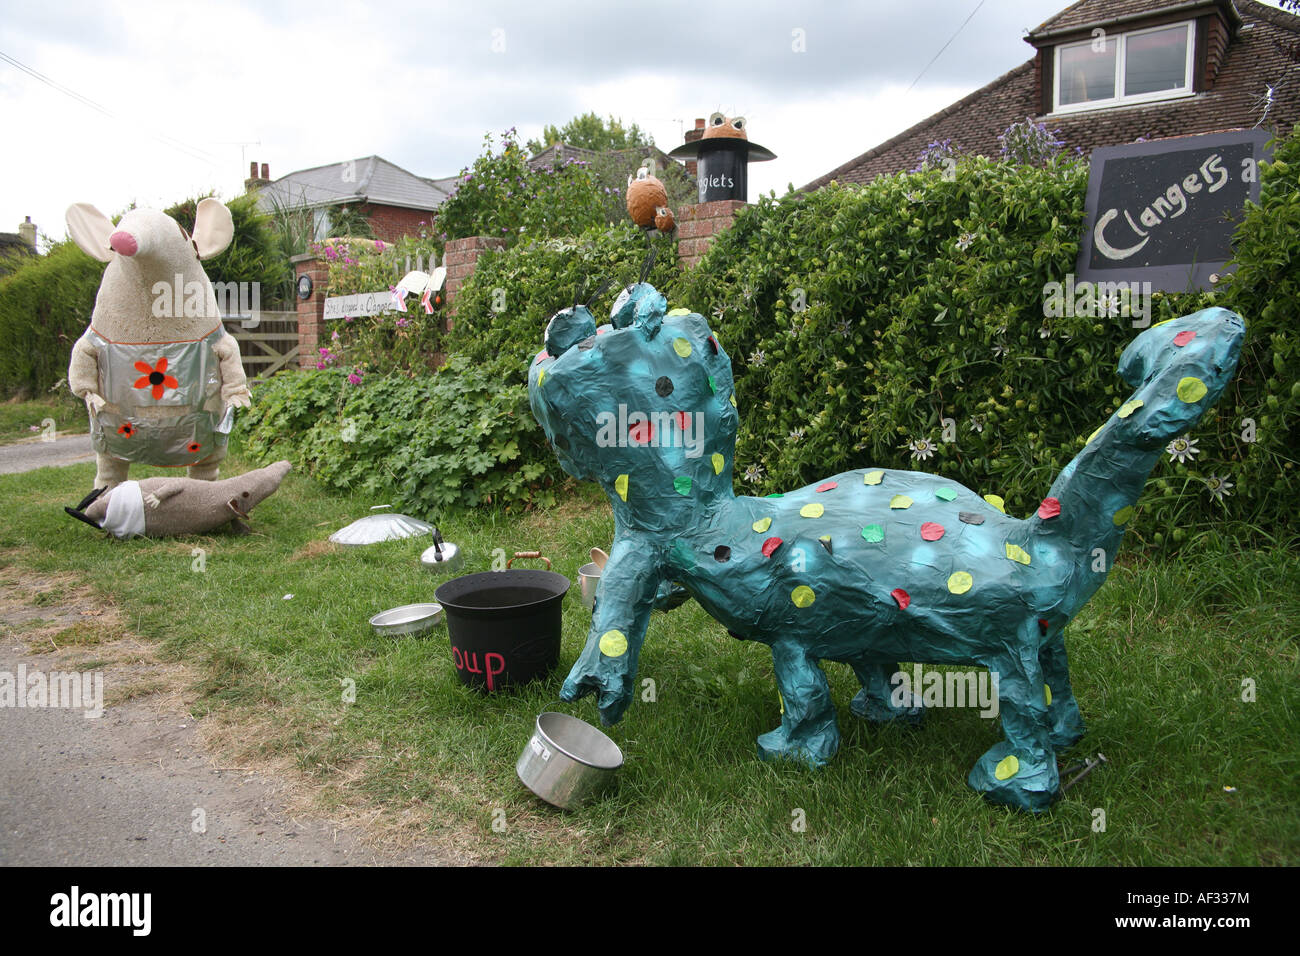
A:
[[709, 112, 726, 127], [655, 376, 674, 397], [731, 117, 746, 131]]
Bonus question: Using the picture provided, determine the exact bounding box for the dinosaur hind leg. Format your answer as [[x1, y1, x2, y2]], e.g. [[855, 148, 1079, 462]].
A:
[[757, 639, 840, 768], [850, 661, 924, 726], [1039, 630, 1086, 750], [968, 624, 1061, 813]]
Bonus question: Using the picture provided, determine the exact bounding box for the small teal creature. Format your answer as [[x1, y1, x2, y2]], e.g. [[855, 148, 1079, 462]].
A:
[[528, 284, 1244, 812]]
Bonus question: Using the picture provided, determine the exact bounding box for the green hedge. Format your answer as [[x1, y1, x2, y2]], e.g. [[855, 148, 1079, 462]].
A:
[[673, 128, 1298, 548], [237, 356, 565, 515]]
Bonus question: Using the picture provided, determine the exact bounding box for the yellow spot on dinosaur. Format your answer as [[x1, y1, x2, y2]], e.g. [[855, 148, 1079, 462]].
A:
[[1005, 543, 1031, 565], [791, 585, 816, 608], [729, 394, 737, 407], [984, 494, 1006, 513], [666, 307, 691, 316], [994, 755, 1020, 780], [1177, 376, 1207, 403], [711, 453, 725, 474], [947, 571, 973, 594], [1118, 399, 1143, 418], [672, 337, 692, 358], [889, 495, 913, 509], [1044, 684, 1053, 706], [800, 503, 824, 518], [615, 474, 629, 501], [1086, 424, 1104, 445], [536, 368, 545, 387], [752, 516, 772, 533], [599, 630, 628, 657], [864, 470, 884, 485]]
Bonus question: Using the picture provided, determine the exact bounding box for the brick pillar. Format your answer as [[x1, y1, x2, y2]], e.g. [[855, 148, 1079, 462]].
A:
[[443, 235, 507, 319], [682, 117, 706, 179], [676, 200, 746, 271], [292, 253, 328, 368]]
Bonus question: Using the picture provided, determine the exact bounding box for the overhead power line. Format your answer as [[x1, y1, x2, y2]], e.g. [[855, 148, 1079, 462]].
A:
[[905, 0, 988, 94]]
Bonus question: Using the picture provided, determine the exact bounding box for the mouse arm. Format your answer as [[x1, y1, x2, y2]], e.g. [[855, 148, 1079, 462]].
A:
[[67, 332, 105, 412], [560, 538, 662, 725], [214, 333, 251, 409]]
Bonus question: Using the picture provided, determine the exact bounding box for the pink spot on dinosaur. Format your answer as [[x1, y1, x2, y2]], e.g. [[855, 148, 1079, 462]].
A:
[[920, 522, 945, 541], [816, 481, 838, 492], [628, 420, 654, 444], [1037, 497, 1061, 520], [1173, 330, 1196, 347]]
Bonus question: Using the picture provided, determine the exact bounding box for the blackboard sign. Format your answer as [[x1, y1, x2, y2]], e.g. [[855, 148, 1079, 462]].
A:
[[696, 141, 749, 203], [1077, 130, 1271, 292]]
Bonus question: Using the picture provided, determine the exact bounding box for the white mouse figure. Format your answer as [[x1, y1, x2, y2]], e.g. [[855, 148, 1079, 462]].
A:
[[65, 199, 252, 490]]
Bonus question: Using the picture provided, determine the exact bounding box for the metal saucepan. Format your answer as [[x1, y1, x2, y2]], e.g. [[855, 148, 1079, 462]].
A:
[[516, 711, 624, 809]]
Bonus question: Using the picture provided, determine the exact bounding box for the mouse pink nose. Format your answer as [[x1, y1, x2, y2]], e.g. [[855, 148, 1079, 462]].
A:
[[109, 231, 138, 256]]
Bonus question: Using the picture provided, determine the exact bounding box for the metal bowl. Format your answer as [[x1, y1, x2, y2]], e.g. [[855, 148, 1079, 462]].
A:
[[516, 712, 623, 810], [577, 562, 601, 610], [369, 603, 443, 637]]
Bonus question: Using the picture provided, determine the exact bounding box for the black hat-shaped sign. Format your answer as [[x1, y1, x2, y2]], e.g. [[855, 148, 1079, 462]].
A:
[[668, 113, 776, 204]]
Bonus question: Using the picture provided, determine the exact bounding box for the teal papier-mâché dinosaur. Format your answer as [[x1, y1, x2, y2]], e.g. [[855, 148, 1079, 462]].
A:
[[527, 279, 1245, 812]]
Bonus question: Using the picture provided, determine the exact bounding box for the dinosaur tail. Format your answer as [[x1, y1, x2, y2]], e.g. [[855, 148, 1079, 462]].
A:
[[1025, 307, 1245, 582]]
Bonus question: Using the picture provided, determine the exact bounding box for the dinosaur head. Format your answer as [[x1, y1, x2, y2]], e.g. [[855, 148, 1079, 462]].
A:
[[529, 284, 740, 516]]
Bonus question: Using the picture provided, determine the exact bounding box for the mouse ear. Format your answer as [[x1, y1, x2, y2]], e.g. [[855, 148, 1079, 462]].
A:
[[65, 203, 114, 262], [193, 198, 234, 259]]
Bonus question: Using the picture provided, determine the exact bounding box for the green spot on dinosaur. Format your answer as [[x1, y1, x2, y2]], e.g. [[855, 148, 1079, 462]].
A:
[[1177, 376, 1207, 403], [861, 524, 884, 543], [765, 493, 784, 498], [864, 470, 884, 485], [800, 502, 824, 518], [1118, 399, 1143, 418], [994, 755, 1020, 780], [936, 488, 957, 501], [889, 495, 913, 509], [708, 375, 716, 394], [791, 585, 815, 608], [1005, 543, 1031, 565], [1112, 505, 1135, 525], [674, 475, 692, 496]]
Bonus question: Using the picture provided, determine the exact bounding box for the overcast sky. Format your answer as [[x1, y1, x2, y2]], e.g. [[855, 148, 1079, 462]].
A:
[[4, 0, 1281, 245]]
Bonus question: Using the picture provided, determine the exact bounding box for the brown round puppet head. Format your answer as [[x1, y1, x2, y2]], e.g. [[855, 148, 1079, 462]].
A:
[[701, 113, 748, 141], [626, 166, 670, 230]]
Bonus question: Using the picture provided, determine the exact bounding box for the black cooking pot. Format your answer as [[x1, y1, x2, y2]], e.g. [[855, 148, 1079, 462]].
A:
[[434, 553, 570, 693]]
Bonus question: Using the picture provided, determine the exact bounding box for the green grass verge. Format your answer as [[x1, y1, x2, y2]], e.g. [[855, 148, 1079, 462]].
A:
[[0, 394, 85, 443], [3, 454, 1296, 865]]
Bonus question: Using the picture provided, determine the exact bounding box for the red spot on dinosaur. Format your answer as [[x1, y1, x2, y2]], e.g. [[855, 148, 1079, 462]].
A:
[[891, 588, 911, 610], [1037, 497, 1061, 520]]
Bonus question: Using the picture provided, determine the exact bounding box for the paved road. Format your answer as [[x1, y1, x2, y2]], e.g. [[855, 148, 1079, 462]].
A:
[[0, 434, 95, 475]]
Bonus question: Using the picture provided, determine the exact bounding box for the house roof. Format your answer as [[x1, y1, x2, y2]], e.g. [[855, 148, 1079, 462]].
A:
[[256, 156, 452, 213], [803, 0, 1300, 191], [1027, 0, 1239, 41], [527, 142, 680, 172]]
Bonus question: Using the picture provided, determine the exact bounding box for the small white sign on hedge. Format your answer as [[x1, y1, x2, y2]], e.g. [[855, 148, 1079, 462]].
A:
[[323, 291, 399, 321]]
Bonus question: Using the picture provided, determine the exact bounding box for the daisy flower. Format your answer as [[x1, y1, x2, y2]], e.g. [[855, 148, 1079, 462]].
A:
[[744, 464, 765, 484], [907, 437, 936, 461], [1205, 474, 1233, 501], [1166, 436, 1199, 464]]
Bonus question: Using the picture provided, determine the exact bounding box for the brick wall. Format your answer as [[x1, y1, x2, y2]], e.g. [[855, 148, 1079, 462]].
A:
[[444, 235, 507, 313], [675, 200, 747, 270], [357, 203, 434, 243], [292, 254, 328, 368]]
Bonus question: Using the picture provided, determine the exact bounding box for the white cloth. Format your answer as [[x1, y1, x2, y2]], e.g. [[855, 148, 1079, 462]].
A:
[[101, 481, 146, 538]]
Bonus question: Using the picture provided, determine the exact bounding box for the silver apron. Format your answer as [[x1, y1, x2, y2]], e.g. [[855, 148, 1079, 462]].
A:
[[87, 324, 233, 466]]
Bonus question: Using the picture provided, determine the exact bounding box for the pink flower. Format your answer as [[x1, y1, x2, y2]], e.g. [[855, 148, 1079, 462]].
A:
[[331, 330, 340, 341], [319, 347, 329, 355], [347, 371, 363, 385], [374, 240, 385, 251], [315, 362, 326, 370]]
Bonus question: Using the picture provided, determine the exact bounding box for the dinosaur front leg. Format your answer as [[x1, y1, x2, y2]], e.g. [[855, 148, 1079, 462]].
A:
[[969, 627, 1060, 813], [850, 661, 924, 726], [757, 638, 840, 768], [1039, 630, 1086, 750], [560, 538, 661, 726]]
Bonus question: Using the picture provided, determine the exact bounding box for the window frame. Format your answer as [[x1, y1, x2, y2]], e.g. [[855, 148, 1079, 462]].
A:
[[1052, 20, 1196, 114]]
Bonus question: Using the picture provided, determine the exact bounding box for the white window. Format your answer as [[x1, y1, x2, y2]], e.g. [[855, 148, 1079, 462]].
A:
[[1054, 22, 1195, 113]]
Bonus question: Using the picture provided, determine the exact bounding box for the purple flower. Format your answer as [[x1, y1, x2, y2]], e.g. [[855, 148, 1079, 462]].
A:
[[344, 315, 354, 323], [347, 371, 362, 385], [374, 240, 385, 251], [396, 317, 410, 328], [315, 361, 326, 370]]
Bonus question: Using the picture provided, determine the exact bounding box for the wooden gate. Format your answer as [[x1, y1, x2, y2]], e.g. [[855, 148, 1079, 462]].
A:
[[224, 311, 299, 382]]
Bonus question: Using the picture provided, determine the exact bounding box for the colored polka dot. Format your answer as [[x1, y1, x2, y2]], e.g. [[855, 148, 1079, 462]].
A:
[[666, 307, 691, 317], [708, 336, 720, 354], [861, 524, 885, 543], [791, 585, 815, 608], [534, 350, 549, 364], [800, 503, 824, 518], [628, 420, 654, 444], [672, 337, 692, 357], [947, 571, 973, 594], [765, 493, 785, 499], [818, 535, 833, 554], [1037, 497, 1061, 520], [994, 755, 1020, 780], [729, 394, 737, 408], [935, 488, 957, 501], [816, 481, 838, 492], [1044, 684, 1053, 707], [673, 475, 692, 496], [890, 588, 911, 610], [1173, 329, 1197, 347], [615, 474, 629, 501], [1086, 424, 1104, 445], [958, 511, 984, 525], [864, 470, 884, 485], [1112, 505, 1135, 525], [536, 368, 546, 387], [761, 536, 783, 558], [655, 376, 674, 396], [752, 517, 772, 533], [714, 545, 731, 562], [1118, 399, 1143, 418], [1005, 543, 1031, 565], [920, 522, 945, 541], [708, 375, 717, 394], [890, 495, 913, 510], [711, 453, 725, 474], [984, 494, 1006, 513], [599, 630, 628, 657], [675, 411, 690, 430], [1177, 376, 1207, 403]]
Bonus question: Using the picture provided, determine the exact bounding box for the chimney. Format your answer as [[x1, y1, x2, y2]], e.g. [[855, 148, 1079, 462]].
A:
[[683, 118, 706, 179], [17, 216, 36, 252], [244, 160, 271, 193]]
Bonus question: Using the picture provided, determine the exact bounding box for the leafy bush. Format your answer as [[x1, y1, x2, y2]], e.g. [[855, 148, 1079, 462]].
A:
[[238, 356, 565, 514], [674, 128, 1298, 549], [444, 222, 681, 386], [166, 192, 293, 308]]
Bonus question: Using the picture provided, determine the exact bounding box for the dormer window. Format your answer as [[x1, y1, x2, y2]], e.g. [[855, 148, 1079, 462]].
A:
[[1054, 21, 1195, 113]]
